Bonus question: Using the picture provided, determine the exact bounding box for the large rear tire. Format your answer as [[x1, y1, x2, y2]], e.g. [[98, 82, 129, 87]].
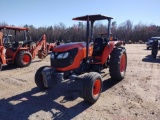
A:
[[16, 51, 32, 67], [35, 66, 49, 90], [109, 48, 127, 81], [82, 72, 103, 104]]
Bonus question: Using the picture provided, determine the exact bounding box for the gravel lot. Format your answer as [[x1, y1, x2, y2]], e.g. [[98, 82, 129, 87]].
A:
[[0, 44, 160, 120]]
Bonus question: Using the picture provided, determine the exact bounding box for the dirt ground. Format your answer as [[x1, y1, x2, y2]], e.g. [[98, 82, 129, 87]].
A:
[[0, 44, 160, 120]]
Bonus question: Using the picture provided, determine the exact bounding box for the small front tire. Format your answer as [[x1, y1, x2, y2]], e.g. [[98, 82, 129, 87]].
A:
[[82, 72, 103, 104], [35, 66, 49, 90]]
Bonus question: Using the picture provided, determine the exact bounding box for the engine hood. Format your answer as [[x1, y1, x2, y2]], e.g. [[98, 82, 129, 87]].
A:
[[53, 42, 86, 52]]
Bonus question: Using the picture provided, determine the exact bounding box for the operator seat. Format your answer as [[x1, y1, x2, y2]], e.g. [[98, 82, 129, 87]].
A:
[[13, 41, 19, 48], [11, 41, 19, 51], [92, 37, 106, 56]]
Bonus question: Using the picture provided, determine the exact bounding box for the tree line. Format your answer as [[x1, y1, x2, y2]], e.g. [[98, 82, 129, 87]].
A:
[[1, 20, 160, 43]]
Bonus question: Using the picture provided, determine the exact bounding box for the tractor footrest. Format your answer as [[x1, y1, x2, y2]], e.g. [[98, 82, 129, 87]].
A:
[[6, 58, 14, 64], [90, 58, 102, 64], [6, 58, 13, 60]]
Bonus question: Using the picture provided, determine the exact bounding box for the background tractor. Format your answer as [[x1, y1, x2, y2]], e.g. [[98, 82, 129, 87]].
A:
[[0, 26, 49, 71], [46, 42, 56, 52], [35, 14, 127, 104], [151, 38, 160, 58]]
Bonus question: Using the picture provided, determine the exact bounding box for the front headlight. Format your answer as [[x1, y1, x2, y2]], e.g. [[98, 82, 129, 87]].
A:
[[57, 52, 69, 59], [50, 53, 54, 59]]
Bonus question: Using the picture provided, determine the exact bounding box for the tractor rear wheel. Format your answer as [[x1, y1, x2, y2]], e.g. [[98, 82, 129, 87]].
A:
[[16, 51, 32, 67], [109, 48, 127, 81], [82, 72, 103, 104], [35, 66, 49, 90], [0, 62, 2, 71]]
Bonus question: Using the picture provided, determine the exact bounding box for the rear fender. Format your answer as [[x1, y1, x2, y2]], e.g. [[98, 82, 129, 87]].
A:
[[0, 46, 7, 64], [101, 41, 124, 64], [115, 41, 125, 46], [101, 42, 115, 64], [13, 47, 29, 59]]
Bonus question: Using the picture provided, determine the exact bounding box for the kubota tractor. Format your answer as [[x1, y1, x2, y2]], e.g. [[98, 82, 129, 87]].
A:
[[35, 14, 127, 104], [0, 26, 48, 71]]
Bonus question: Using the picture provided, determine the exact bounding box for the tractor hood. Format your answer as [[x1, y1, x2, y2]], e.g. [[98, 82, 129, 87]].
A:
[[53, 42, 86, 52], [51, 41, 93, 71]]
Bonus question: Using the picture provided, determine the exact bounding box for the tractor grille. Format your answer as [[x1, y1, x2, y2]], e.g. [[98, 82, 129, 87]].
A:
[[50, 48, 78, 68]]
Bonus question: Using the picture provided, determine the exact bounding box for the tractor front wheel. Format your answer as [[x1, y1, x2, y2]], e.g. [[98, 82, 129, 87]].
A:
[[16, 51, 32, 67], [109, 48, 127, 81], [35, 66, 49, 90], [82, 72, 103, 104]]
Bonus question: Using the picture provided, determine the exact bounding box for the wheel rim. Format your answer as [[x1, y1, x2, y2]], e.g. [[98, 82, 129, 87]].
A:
[[93, 79, 101, 97], [23, 54, 31, 64], [120, 53, 126, 73]]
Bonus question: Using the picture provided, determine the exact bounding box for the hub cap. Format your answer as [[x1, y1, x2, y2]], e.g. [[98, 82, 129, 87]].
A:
[[120, 53, 126, 73], [23, 54, 30, 64], [93, 79, 101, 97]]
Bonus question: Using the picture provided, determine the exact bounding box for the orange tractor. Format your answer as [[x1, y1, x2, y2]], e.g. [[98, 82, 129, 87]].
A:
[[35, 14, 127, 103], [0, 26, 48, 71]]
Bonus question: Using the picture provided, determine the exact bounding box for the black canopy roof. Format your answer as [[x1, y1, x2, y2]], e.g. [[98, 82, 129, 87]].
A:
[[72, 14, 113, 21]]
